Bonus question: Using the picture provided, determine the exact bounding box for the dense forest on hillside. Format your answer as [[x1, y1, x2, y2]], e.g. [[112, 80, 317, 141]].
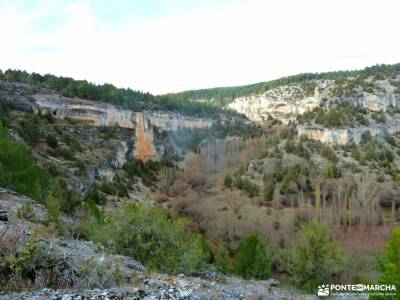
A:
[[0, 69, 228, 118], [167, 64, 400, 106]]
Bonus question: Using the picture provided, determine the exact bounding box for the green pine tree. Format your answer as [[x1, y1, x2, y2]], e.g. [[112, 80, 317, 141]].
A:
[[234, 234, 272, 279]]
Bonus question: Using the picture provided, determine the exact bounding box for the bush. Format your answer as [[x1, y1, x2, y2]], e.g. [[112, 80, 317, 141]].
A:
[[322, 164, 341, 178], [263, 175, 275, 201], [320, 144, 338, 163], [316, 110, 343, 127], [46, 134, 58, 148], [56, 147, 75, 161], [123, 159, 161, 186], [372, 112, 386, 123], [224, 174, 233, 189], [373, 228, 400, 299], [99, 181, 129, 198], [90, 203, 209, 274], [214, 246, 232, 274], [0, 232, 44, 290], [17, 203, 36, 220], [292, 222, 346, 292], [19, 113, 41, 144], [0, 102, 15, 126], [242, 178, 259, 197], [0, 122, 49, 202], [234, 234, 272, 279], [49, 179, 81, 214]]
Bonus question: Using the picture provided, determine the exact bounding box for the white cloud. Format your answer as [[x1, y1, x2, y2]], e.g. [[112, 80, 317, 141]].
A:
[[0, 0, 399, 94]]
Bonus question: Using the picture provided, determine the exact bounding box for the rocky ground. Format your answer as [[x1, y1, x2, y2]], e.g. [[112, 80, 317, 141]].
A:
[[0, 188, 313, 300], [2, 276, 313, 300]]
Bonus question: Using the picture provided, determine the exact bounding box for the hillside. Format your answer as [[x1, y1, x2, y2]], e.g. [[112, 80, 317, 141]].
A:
[[0, 65, 399, 298], [168, 64, 400, 108], [0, 69, 231, 118]]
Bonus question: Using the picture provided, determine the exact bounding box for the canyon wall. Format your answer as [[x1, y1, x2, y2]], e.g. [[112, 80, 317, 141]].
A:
[[227, 80, 400, 123], [297, 125, 388, 146], [33, 94, 214, 161]]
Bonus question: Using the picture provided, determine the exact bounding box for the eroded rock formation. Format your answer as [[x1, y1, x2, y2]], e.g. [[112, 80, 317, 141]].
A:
[[134, 112, 158, 162], [297, 125, 387, 146], [32, 94, 214, 161], [227, 79, 400, 124]]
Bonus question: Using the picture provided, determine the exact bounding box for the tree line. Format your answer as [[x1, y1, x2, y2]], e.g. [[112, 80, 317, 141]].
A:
[[0, 69, 226, 118], [168, 64, 400, 105]]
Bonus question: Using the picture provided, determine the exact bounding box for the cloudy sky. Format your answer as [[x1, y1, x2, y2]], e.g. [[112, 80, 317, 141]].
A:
[[1, 0, 399, 94]]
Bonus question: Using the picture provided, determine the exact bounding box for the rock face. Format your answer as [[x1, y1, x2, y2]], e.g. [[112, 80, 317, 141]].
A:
[[227, 83, 324, 123], [5, 91, 214, 162], [4, 276, 314, 300], [134, 112, 158, 162], [0, 189, 313, 300], [227, 79, 400, 124], [34, 95, 136, 128], [297, 125, 388, 146], [229, 94, 320, 124]]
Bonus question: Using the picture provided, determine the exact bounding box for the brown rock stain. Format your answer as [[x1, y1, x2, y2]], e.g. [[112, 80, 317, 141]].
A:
[[134, 112, 157, 162]]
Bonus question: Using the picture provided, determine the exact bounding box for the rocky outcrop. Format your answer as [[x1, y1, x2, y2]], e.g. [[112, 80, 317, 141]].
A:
[[33, 95, 136, 128], [4, 276, 313, 299], [145, 110, 214, 131], [33, 94, 214, 133], [0, 189, 313, 300], [227, 79, 400, 123], [228, 85, 321, 124], [0, 88, 214, 162], [297, 125, 387, 146], [134, 112, 158, 162], [33, 95, 214, 162]]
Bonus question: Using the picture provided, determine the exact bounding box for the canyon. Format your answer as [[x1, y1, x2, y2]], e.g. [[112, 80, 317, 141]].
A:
[[26, 93, 214, 162], [228, 79, 400, 123], [225, 79, 400, 145]]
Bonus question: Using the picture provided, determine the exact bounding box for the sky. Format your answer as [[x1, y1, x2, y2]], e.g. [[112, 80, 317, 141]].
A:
[[0, 0, 399, 94]]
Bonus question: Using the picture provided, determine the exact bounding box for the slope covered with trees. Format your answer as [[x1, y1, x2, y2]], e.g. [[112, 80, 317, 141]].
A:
[[0, 69, 228, 118], [167, 64, 400, 106]]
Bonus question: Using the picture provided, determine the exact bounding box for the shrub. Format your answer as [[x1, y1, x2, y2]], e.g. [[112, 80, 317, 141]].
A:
[[17, 203, 36, 220], [19, 113, 41, 144], [234, 234, 272, 279], [123, 159, 160, 186], [224, 174, 233, 189], [47, 162, 60, 177], [0, 122, 49, 202], [322, 164, 341, 178], [0, 102, 15, 126], [316, 110, 343, 127], [242, 178, 259, 198], [263, 175, 275, 201], [292, 222, 346, 292], [49, 179, 81, 214], [90, 203, 209, 274], [214, 246, 232, 274], [373, 228, 400, 299], [320, 144, 338, 163], [77, 257, 125, 289], [56, 147, 75, 161], [46, 134, 58, 148], [86, 186, 107, 205], [46, 194, 61, 221], [62, 133, 82, 151], [372, 112, 386, 123]]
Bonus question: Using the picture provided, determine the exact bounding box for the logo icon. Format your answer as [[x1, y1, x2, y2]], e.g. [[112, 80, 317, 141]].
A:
[[318, 285, 330, 296]]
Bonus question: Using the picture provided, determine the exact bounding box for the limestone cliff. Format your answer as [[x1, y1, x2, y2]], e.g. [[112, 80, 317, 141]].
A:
[[297, 125, 388, 146], [31, 94, 214, 161], [134, 112, 158, 162], [227, 79, 400, 124]]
